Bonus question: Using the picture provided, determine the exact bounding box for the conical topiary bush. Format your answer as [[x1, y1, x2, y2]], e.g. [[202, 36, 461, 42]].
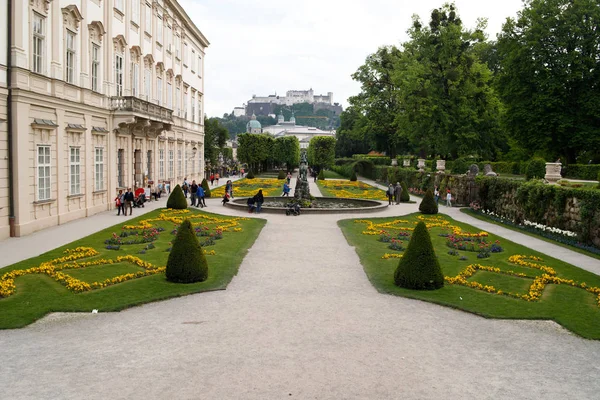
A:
[[166, 219, 208, 283], [318, 170, 325, 180], [277, 170, 286, 179], [167, 184, 188, 209], [349, 170, 357, 181], [419, 189, 438, 214], [201, 178, 211, 198], [246, 169, 255, 179], [400, 181, 410, 202], [394, 221, 444, 290]]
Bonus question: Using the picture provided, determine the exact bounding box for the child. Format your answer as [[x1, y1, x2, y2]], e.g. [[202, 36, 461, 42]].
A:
[[221, 192, 230, 205]]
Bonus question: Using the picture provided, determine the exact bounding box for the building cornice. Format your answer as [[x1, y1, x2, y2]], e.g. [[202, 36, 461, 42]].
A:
[[165, 0, 210, 48]]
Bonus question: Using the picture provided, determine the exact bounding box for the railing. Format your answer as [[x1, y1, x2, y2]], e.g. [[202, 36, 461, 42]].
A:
[[110, 96, 173, 121]]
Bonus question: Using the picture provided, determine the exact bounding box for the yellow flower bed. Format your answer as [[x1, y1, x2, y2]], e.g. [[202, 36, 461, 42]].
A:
[[319, 179, 387, 200], [0, 209, 247, 298], [211, 178, 283, 198], [445, 255, 600, 306]]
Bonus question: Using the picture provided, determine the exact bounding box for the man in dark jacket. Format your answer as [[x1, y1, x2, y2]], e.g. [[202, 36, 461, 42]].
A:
[[190, 180, 198, 207], [124, 188, 135, 215]]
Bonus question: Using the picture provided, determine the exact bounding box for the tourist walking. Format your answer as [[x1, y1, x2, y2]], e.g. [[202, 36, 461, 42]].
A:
[[124, 188, 135, 215], [446, 189, 452, 207], [115, 190, 125, 215], [225, 180, 234, 198], [196, 185, 207, 208], [210, 173, 215, 186], [215, 173, 220, 185], [183, 183, 189, 198], [255, 189, 264, 213], [386, 184, 394, 205], [395, 182, 402, 204], [434, 186, 440, 204], [286, 172, 292, 184], [282, 182, 290, 197], [190, 180, 198, 206]]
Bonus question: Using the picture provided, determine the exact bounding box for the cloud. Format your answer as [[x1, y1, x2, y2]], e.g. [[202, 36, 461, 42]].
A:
[[180, 0, 523, 117]]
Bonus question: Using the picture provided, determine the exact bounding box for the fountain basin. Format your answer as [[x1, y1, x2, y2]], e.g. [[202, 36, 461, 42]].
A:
[[225, 196, 388, 214]]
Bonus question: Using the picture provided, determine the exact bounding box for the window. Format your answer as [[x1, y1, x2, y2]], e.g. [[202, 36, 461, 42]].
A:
[[32, 13, 45, 74], [145, 3, 152, 35], [37, 146, 51, 200], [118, 149, 125, 187], [191, 50, 195, 72], [184, 90, 188, 119], [198, 96, 202, 122], [132, 63, 140, 97], [115, 0, 124, 12], [156, 15, 163, 44], [178, 149, 182, 177], [198, 153, 202, 174], [184, 150, 188, 176], [95, 148, 104, 191], [167, 82, 172, 109], [156, 76, 162, 105], [131, 0, 140, 24], [183, 43, 188, 65], [70, 147, 81, 194], [91, 44, 100, 92], [159, 148, 165, 179], [168, 149, 174, 179], [191, 92, 195, 122], [65, 31, 76, 84], [198, 55, 202, 77], [166, 26, 172, 52], [175, 35, 180, 59], [175, 86, 181, 116], [144, 67, 151, 100], [115, 55, 124, 96]]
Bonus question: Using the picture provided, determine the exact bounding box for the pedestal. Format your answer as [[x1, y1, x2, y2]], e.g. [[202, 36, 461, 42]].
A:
[[436, 160, 446, 173], [545, 163, 562, 184], [403, 159, 410, 167], [417, 158, 426, 172]]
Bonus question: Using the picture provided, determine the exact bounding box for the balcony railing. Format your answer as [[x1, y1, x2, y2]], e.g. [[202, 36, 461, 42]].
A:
[[110, 96, 173, 121]]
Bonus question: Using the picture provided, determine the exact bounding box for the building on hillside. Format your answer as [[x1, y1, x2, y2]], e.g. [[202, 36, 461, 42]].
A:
[[232, 106, 245, 117], [243, 88, 337, 117], [262, 113, 334, 148], [246, 114, 262, 133], [4, 0, 208, 238]]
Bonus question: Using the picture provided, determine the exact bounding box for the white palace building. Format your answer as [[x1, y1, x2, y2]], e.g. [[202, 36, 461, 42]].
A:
[[0, 0, 208, 238]]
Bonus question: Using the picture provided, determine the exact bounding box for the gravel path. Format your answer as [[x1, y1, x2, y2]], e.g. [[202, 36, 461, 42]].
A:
[[1, 180, 600, 399]]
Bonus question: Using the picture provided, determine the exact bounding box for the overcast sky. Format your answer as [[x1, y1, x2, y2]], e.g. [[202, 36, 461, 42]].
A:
[[180, 0, 525, 118]]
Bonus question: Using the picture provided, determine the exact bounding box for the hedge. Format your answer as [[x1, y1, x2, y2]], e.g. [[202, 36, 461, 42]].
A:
[[563, 164, 600, 181], [352, 155, 391, 165]]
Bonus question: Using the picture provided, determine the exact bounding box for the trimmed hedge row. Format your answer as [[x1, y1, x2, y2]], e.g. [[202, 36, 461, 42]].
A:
[[563, 164, 600, 181]]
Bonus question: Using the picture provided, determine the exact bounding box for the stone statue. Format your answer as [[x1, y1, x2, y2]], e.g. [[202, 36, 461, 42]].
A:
[[468, 164, 479, 177], [484, 164, 497, 177], [300, 164, 308, 181]]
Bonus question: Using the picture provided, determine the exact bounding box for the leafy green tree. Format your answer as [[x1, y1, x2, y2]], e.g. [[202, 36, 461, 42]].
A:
[[273, 136, 300, 170], [335, 107, 371, 157], [394, 4, 504, 159], [496, 0, 600, 163], [166, 219, 208, 283], [204, 117, 229, 166], [307, 136, 336, 170], [236, 133, 274, 173]]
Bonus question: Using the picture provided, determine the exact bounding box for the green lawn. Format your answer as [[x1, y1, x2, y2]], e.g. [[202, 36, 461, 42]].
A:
[[461, 208, 600, 261], [317, 179, 388, 201], [338, 212, 600, 339], [0, 208, 266, 328], [323, 170, 345, 179], [212, 177, 284, 198]]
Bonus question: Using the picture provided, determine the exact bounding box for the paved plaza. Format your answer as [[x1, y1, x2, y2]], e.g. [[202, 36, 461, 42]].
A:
[[1, 177, 600, 399]]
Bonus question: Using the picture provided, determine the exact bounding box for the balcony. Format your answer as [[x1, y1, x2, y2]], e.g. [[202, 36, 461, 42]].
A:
[[111, 96, 173, 137], [110, 96, 173, 123]]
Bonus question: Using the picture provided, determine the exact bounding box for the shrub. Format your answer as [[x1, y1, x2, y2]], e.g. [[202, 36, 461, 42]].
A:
[[562, 164, 600, 180], [166, 219, 208, 283], [318, 170, 325, 180], [451, 157, 472, 175], [246, 169, 255, 179], [349, 170, 357, 181], [201, 178, 211, 198], [525, 157, 546, 180], [394, 221, 444, 290], [419, 189, 438, 214], [277, 170, 286, 179], [400, 181, 410, 202], [166, 184, 188, 209]]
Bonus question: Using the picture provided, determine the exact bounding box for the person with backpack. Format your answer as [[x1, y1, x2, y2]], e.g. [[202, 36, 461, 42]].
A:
[[196, 184, 206, 208], [190, 180, 198, 206], [115, 190, 125, 215], [386, 184, 394, 205]]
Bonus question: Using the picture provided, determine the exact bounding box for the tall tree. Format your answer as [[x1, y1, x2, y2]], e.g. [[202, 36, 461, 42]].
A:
[[496, 0, 600, 163], [335, 106, 371, 157], [307, 136, 336, 169], [394, 4, 504, 159], [203, 117, 229, 165]]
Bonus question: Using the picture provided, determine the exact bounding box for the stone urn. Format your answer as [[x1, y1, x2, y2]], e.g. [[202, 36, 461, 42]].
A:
[[417, 158, 426, 172], [391, 158, 398, 167], [403, 158, 411, 167], [545, 162, 562, 184], [436, 160, 446, 173]]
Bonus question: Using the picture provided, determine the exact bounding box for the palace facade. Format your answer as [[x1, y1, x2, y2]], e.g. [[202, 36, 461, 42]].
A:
[[2, 0, 208, 238]]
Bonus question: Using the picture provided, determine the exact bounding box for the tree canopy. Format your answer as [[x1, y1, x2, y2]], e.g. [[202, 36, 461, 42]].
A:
[[307, 136, 336, 169]]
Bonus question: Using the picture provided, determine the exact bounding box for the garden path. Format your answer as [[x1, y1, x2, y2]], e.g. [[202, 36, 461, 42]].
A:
[[1, 197, 600, 399], [358, 176, 600, 275]]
